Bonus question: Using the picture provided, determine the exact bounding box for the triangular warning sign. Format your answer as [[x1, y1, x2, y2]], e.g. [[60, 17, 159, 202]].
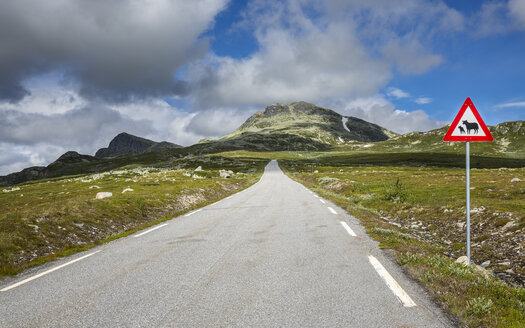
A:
[[443, 97, 493, 142]]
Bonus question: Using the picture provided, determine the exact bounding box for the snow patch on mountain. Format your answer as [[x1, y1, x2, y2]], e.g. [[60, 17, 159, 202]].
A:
[[342, 117, 351, 133]]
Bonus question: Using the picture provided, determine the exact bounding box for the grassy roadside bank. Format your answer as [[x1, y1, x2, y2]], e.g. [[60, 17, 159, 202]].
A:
[[280, 161, 525, 327], [0, 157, 268, 280]]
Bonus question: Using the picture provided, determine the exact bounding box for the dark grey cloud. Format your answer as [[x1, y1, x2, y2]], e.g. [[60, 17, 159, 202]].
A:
[[0, 0, 227, 103]]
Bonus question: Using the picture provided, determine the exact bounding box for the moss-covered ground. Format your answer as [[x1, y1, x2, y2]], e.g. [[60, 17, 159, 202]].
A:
[[0, 157, 268, 279]]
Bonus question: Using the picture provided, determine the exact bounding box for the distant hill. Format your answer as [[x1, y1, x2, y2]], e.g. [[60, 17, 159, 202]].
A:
[[95, 132, 181, 158], [0, 151, 100, 186], [357, 120, 525, 158], [0, 133, 183, 186]]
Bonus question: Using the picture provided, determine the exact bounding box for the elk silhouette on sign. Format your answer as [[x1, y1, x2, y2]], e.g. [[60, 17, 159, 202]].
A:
[[462, 120, 479, 134]]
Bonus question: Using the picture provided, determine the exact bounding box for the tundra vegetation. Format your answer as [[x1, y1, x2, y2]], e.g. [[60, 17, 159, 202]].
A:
[[0, 102, 523, 326], [0, 156, 268, 279], [279, 158, 525, 328]]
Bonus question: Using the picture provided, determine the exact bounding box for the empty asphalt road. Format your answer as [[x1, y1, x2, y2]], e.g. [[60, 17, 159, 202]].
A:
[[0, 161, 455, 327]]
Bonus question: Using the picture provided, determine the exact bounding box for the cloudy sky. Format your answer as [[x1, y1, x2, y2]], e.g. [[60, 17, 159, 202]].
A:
[[1, 0, 524, 175]]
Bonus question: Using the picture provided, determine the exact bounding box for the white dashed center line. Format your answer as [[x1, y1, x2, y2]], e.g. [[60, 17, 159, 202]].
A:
[[319, 199, 326, 204], [327, 207, 337, 215], [1, 250, 102, 292], [340, 221, 356, 236], [368, 255, 416, 307]]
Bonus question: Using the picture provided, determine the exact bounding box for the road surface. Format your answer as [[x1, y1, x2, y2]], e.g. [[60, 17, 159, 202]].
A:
[[0, 161, 454, 327]]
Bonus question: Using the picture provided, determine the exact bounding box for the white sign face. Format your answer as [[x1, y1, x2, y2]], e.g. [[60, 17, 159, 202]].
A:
[[449, 106, 487, 137]]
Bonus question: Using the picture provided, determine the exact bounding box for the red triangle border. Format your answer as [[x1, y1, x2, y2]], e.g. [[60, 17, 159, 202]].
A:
[[443, 97, 493, 142]]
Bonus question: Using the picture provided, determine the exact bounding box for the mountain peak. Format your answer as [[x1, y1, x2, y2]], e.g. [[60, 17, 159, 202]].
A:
[[95, 132, 181, 158], [225, 101, 396, 145]]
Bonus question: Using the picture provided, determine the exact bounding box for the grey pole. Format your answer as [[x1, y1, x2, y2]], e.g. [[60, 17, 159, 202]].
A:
[[466, 141, 471, 265]]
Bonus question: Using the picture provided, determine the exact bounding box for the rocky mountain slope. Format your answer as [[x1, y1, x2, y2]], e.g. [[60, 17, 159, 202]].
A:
[[95, 132, 181, 158], [188, 102, 397, 154], [221, 101, 397, 144]]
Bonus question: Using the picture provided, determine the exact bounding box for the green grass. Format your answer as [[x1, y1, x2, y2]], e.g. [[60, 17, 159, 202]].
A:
[[280, 161, 525, 327], [0, 157, 268, 279]]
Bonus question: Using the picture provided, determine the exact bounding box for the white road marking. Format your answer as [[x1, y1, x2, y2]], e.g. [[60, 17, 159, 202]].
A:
[[1, 250, 102, 292], [185, 209, 202, 217], [319, 199, 326, 204], [314, 195, 319, 198], [340, 221, 357, 236], [134, 223, 168, 238], [327, 207, 337, 215], [368, 255, 416, 307]]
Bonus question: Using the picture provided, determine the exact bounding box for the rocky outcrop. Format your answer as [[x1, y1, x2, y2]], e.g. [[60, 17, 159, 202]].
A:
[[95, 132, 181, 158]]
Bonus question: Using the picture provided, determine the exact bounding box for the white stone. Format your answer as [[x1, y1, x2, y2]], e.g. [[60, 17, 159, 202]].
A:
[[481, 260, 490, 268], [3, 187, 21, 193], [95, 192, 113, 199], [502, 221, 516, 230], [510, 178, 521, 182], [455, 256, 470, 266], [219, 171, 231, 178], [194, 166, 203, 171], [122, 188, 134, 194], [89, 185, 101, 189]]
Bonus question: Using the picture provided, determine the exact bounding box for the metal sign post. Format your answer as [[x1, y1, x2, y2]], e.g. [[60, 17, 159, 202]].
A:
[[466, 141, 470, 265], [443, 98, 493, 266]]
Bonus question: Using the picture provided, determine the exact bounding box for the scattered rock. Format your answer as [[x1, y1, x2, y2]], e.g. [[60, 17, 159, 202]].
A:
[[219, 170, 231, 178], [192, 174, 204, 179], [481, 260, 491, 268], [456, 256, 470, 265], [89, 185, 101, 189], [95, 192, 113, 199], [314, 170, 319, 173], [510, 178, 521, 182], [470, 207, 485, 214], [122, 188, 134, 194], [27, 224, 39, 232], [502, 221, 516, 230], [3, 187, 21, 193], [194, 166, 203, 172]]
